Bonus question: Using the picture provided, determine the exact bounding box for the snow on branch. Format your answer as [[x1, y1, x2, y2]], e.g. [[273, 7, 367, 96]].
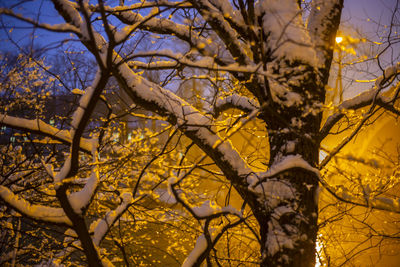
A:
[[52, 0, 108, 58], [111, 7, 220, 59], [68, 162, 99, 214], [0, 186, 72, 226], [127, 50, 261, 73], [115, 58, 254, 186], [204, 0, 248, 39], [189, 0, 252, 66], [168, 156, 248, 265], [263, 154, 320, 179], [90, 192, 134, 246], [168, 168, 242, 220], [320, 62, 400, 140], [181, 218, 244, 267], [258, 0, 317, 65], [213, 94, 259, 117], [52, 0, 82, 27], [321, 181, 400, 214], [0, 7, 81, 35], [54, 71, 108, 183], [92, 0, 192, 12], [307, 0, 343, 67], [0, 114, 93, 154], [182, 233, 211, 267], [191, 200, 242, 219], [249, 155, 319, 199]]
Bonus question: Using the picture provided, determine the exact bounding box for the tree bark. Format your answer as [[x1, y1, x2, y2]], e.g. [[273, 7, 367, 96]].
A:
[[255, 63, 322, 266]]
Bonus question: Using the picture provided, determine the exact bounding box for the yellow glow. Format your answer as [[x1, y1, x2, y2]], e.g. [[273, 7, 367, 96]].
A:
[[335, 36, 343, 44]]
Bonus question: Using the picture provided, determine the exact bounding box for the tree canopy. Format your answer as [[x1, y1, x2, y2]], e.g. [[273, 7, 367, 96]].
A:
[[0, 0, 400, 266]]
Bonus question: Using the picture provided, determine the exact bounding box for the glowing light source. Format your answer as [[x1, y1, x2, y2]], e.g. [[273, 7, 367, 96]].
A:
[[315, 234, 325, 267], [335, 36, 343, 44]]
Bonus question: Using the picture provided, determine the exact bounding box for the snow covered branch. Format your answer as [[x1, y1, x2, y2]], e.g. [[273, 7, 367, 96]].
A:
[[114, 58, 255, 192], [259, 0, 317, 65], [182, 218, 245, 267], [320, 63, 400, 140], [0, 114, 93, 154], [54, 71, 109, 182], [213, 94, 259, 117], [93, 0, 191, 11], [201, 0, 248, 40], [67, 162, 99, 214], [126, 49, 262, 73], [170, 174, 242, 220], [249, 154, 320, 190], [322, 181, 400, 214], [111, 7, 220, 59], [307, 0, 343, 69], [189, 0, 252, 66], [0, 186, 72, 226], [0, 8, 81, 35], [90, 192, 134, 246], [51, 0, 82, 28]]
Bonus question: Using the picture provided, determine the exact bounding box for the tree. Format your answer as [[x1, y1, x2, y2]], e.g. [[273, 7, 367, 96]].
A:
[[0, 0, 399, 266]]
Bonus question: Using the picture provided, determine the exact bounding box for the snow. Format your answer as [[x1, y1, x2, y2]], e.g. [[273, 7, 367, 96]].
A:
[[377, 62, 400, 87], [56, 0, 81, 26], [91, 192, 133, 245], [215, 94, 259, 116], [268, 79, 304, 107], [192, 200, 242, 218], [182, 234, 207, 267], [252, 155, 320, 186], [285, 141, 296, 153], [307, 0, 342, 66], [0, 114, 93, 153], [259, 0, 317, 65], [155, 185, 177, 205], [182, 224, 227, 267], [322, 61, 399, 137], [194, 126, 252, 176], [253, 179, 297, 208], [68, 166, 99, 214], [117, 59, 253, 178], [128, 50, 261, 74], [54, 155, 72, 184], [0, 186, 72, 225], [266, 219, 295, 257], [265, 202, 308, 257], [248, 155, 319, 206], [72, 88, 85, 95]]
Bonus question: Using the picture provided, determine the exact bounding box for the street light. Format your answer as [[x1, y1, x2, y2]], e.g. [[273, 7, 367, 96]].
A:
[[335, 36, 343, 44], [334, 36, 344, 103]]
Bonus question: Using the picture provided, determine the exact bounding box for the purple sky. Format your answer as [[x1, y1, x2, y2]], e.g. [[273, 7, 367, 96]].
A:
[[0, 0, 396, 51]]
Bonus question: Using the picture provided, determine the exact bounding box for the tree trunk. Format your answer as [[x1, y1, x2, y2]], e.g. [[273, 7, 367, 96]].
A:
[[257, 170, 319, 266], [254, 128, 320, 266], [255, 64, 323, 265]]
